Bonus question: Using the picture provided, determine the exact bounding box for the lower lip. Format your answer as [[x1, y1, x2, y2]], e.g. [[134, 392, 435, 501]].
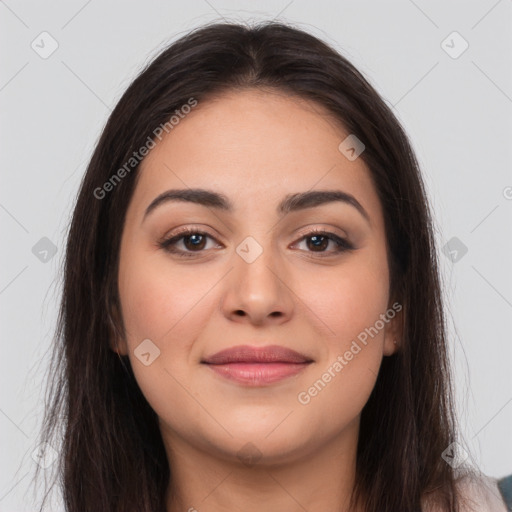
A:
[[204, 362, 311, 386]]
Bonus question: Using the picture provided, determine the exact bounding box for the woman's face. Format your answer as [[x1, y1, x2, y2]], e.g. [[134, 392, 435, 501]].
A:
[[114, 88, 400, 465]]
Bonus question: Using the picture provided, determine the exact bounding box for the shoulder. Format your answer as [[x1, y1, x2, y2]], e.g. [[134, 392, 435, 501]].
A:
[[455, 473, 508, 511], [497, 474, 512, 510], [422, 472, 509, 512]]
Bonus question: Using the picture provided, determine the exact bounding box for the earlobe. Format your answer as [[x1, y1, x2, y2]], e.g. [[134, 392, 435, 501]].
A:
[[109, 335, 129, 356], [383, 305, 404, 356], [383, 337, 399, 356], [107, 305, 129, 356]]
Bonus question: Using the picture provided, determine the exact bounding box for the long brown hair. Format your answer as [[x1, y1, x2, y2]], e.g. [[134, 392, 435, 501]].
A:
[[33, 21, 462, 511]]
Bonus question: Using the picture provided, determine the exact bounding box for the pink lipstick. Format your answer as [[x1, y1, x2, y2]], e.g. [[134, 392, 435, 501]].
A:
[[201, 345, 313, 386]]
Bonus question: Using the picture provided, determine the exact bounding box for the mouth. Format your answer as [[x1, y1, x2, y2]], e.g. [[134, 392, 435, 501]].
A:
[[201, 345, 313, 386]]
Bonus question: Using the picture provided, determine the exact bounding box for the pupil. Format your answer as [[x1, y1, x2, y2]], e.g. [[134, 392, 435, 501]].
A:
[[309, 235, 327, 251], [185, 234, 205, 250]]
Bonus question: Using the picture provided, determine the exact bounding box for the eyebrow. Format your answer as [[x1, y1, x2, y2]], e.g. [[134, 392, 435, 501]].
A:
[[143, 188, 370, 223]]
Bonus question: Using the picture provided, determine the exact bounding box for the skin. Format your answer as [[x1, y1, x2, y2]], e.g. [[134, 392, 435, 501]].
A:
[[111, 88, 402, 512]]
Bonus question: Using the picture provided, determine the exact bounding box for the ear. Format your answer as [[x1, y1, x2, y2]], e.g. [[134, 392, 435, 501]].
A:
[[107, 302, 129, 356], [382, 301, 404, 356]]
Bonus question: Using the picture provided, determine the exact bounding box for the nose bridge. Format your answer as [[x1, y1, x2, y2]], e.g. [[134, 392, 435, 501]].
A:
[[234, 232, 282, 293], [231, 205, 279, 272], [221, 231, 294, 323]]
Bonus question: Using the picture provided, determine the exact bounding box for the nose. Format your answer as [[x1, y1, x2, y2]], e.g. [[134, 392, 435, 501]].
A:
[[220, 241, 295, 326]]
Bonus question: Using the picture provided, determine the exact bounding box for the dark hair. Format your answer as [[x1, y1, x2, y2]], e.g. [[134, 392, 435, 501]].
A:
[[34, 20, 462, 512]]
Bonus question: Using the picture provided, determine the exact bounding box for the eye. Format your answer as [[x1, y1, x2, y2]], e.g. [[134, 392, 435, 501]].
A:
[[158, 227, 354, 258], [292, 229, 354, 257], [158, 228, 220, 258]]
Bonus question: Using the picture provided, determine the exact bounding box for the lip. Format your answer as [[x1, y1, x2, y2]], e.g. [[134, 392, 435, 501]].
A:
[[201, 345, 313, 386], [202, 344, 312, 364]]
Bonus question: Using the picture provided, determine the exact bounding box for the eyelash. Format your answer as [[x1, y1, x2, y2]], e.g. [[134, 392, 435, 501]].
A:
[[158, 227, 354, 259]]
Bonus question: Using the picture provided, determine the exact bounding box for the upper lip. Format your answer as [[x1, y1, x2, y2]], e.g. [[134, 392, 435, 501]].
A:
[[202, 345, 313, 364]]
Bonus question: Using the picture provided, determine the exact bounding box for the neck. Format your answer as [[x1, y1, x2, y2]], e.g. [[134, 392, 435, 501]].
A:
[[164, 418, 363, 512]]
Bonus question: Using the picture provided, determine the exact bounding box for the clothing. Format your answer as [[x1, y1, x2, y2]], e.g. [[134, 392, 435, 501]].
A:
[[457, 473, 509, 511], [498, 474, 512, 511], [422, 473, 509, 511]]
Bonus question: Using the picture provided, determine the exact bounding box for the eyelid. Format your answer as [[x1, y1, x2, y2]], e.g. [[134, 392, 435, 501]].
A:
[[157, 226, 221, 256], [158, 225, 355, 257], [293, 224, 349, 241], [290, 228, 354, 256]]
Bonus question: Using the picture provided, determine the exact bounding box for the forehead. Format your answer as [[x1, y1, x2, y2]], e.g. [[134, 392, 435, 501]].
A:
[[131, 89, 381, 219]]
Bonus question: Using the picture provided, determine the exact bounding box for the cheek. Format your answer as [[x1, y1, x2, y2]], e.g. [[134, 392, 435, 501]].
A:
[[293, 251, 390, 411], [302, 252, 390, 346], [117, 252, 218, 428], [118, 249, 215, 358]]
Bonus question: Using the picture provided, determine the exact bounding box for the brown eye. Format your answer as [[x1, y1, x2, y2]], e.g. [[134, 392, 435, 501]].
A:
[[306, 234, 330, 252], [158, 229, 219, 257], [181, 233, 207, 251], [294, 230, 354, 257]]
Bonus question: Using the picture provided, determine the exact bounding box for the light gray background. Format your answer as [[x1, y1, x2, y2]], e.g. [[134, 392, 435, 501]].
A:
[[1, 1, 511, 510]]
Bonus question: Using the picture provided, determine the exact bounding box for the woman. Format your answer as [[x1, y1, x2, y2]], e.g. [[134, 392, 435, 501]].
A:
[[33, 21, 509, 512]]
